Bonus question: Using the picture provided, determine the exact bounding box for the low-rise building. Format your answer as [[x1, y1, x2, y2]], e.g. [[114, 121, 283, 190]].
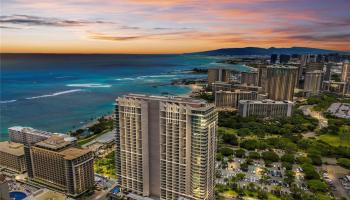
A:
[[0, 141, 26, 173], [238, 100, 293, 118]]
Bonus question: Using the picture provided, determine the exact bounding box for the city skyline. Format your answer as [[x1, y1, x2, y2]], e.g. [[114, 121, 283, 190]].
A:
[[1, 0, 350, 53]]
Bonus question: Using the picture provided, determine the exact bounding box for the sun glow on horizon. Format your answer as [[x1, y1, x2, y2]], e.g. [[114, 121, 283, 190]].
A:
[[1, 0, 349, 53]]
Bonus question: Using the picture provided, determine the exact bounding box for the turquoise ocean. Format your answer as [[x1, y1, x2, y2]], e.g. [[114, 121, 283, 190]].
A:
[[0, 54, 249, 140]]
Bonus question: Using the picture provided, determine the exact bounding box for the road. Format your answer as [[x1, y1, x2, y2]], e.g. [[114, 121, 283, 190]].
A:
[[299, 105, 328, 129]]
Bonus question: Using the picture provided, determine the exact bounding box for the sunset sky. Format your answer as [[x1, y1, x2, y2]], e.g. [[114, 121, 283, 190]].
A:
[[1, 0, 349, 53]]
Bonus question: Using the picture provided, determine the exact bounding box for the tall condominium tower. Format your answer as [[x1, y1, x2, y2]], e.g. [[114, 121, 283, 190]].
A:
[[115, 94, 218, 200], [304, 70, 324, 96], [265, 65, 298, 101], [341, 60, 349, 82], [208, 68, 232, 85]]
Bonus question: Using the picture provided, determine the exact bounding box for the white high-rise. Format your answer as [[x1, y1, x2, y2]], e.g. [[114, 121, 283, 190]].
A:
[[115, 94, 217, 200]]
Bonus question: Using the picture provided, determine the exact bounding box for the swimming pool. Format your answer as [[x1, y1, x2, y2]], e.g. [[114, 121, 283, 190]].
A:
[[9, 191, 27, 200], [111, 186, 120, 194]]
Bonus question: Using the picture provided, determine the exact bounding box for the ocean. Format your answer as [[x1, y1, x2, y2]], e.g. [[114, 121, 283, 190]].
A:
[[0, 54, 249, 141]]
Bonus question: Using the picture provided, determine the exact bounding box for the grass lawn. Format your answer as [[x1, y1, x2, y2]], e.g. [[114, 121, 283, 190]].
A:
[[222, 189, 237, 197], [318, 134, 350, 147]]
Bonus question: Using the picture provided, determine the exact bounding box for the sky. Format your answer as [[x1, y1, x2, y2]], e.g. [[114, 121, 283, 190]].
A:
[[0, 0, 349, 54]]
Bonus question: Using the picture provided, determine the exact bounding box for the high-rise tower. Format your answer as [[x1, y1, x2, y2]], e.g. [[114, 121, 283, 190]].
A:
[[265, 65, 298, 101], [115, 94, 217, 200]]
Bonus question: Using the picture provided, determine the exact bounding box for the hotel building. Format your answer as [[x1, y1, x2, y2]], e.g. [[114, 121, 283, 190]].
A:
[[240, 71, 258, 86], [304, 70, 324, 96], [30, 135, 94, 197], [215, 90, 258, 109], [8, 127, 93, 197], [211, 81, 232, 92], [115, 94, 217, 200], [0, 141, 26, 173], [208, 68, 232, 85], [238, 100, 293, 118], [265, 65, 298, 101], [8, 126, 76, 179]]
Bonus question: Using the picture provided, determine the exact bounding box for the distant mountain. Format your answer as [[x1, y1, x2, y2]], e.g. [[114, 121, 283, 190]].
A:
[[188, 47, 343, 56]]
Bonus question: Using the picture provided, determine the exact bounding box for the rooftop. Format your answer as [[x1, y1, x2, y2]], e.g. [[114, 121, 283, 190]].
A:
[[8, 126, 76, 142], [0, 141, 24, 156], [119, 93, 208, 106], [306, 70, 324, 74], [267, 65, 298, 69], [239, 99, 293, 104], [9, 126, 52, 137], [35, 135, 72, 150], [60, 147, 91, 160]]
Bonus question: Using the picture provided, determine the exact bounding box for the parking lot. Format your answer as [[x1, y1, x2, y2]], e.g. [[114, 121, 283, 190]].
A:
[[216, 157, 305, 194]]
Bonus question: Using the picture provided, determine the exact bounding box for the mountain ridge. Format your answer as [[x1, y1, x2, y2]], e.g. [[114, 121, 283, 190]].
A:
[[187, 47, 348, 56]]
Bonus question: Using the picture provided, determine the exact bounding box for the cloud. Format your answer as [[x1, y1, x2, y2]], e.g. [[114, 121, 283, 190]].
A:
[[289, 33, 350, 42], [0, 25, 22, 29], [88, 30, 194, 41], [0, 15, 112, 27], [89, 33, 142, 41], [119, 25, 140, 30]]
